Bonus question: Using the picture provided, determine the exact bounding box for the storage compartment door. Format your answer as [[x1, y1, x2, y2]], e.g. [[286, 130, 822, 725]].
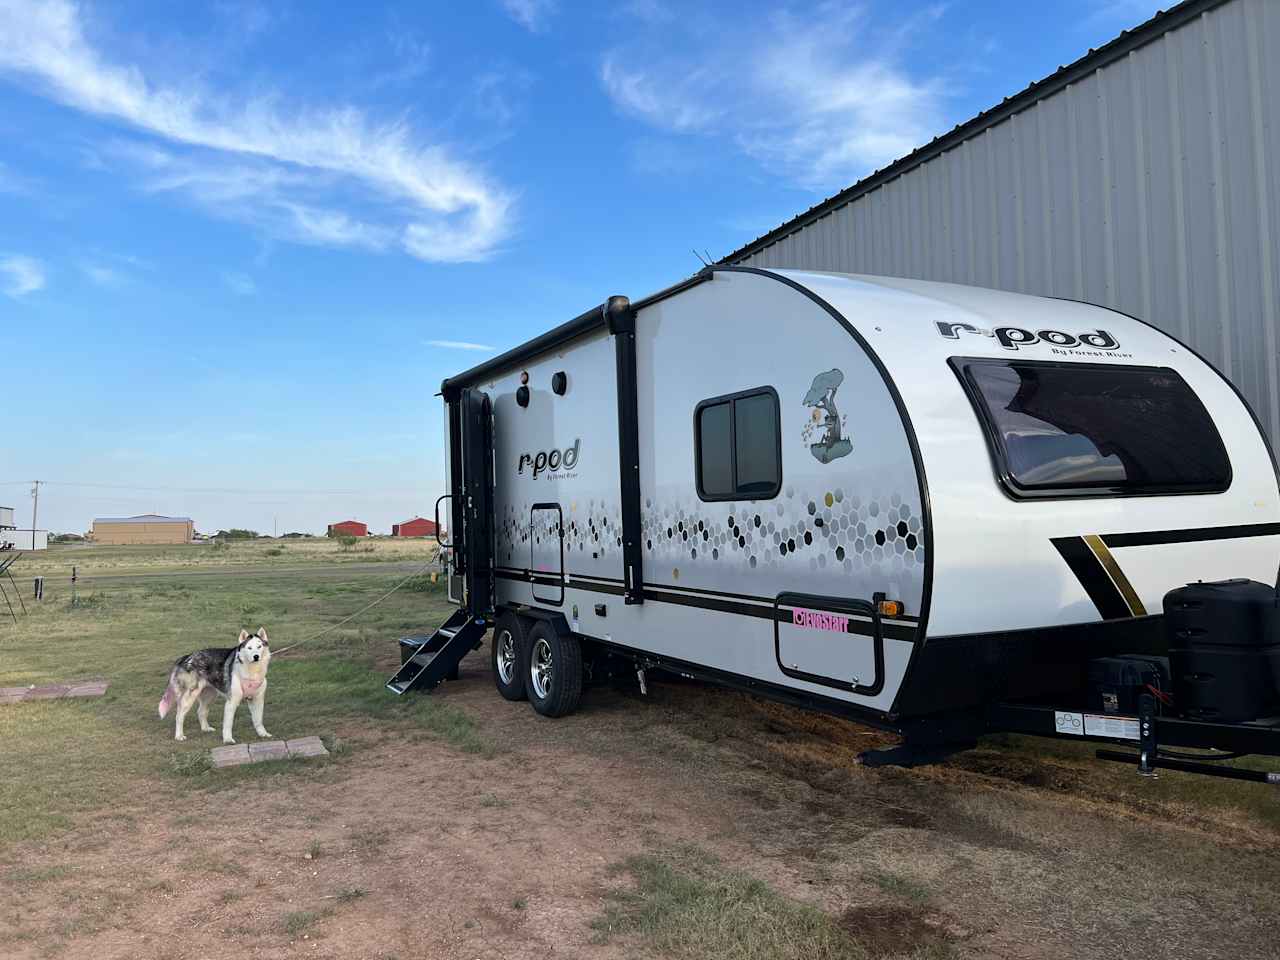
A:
[[774, 592, 884, 696]]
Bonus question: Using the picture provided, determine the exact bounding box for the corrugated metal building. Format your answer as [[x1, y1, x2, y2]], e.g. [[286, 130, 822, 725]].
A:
[[724, 0, 1280, 446], [0, 506, 13, 530], [392, 517, 437, 537], [327, 520, 368, 537], [92, 515, 194, 545]]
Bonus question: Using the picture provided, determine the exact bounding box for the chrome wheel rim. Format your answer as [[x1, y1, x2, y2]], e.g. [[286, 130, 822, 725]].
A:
[[531, 638, 553, 699], [496, 628, 516, 685]]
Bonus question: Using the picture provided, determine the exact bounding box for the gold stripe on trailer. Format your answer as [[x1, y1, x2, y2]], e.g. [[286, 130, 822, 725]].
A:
[[1082, 534, 1147, 617]]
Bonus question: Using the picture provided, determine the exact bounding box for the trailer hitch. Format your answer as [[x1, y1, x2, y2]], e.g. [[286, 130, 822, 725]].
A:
[[1096, 692, 1280, 784]]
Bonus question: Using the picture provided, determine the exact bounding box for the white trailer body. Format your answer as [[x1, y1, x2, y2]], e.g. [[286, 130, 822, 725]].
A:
[[391, 267, 1280, 776]]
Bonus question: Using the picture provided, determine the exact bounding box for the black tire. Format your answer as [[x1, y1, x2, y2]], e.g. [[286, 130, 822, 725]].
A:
[[491, 612, 528, 701], [526, 621, 583, 718]]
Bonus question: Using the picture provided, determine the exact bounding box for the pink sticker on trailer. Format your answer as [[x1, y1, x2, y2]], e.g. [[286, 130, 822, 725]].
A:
[[791, 608, 849, 633]]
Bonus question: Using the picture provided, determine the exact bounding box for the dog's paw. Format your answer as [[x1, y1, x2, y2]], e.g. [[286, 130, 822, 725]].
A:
[[200, 725, 215, 733], [174, 733, 187, 742], [256, 730, 272, 739], [222, 737, 236, 745]]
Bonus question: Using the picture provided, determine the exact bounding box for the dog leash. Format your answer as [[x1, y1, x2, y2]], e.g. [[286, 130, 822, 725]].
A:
[[270, 562, 438, 656]]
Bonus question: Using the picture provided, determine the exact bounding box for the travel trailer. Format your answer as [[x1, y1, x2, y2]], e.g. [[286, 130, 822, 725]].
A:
[[389, 267, 1280, 783]]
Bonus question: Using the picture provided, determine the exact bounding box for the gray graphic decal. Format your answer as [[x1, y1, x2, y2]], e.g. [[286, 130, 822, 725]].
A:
[[802, 369, 853, 464]]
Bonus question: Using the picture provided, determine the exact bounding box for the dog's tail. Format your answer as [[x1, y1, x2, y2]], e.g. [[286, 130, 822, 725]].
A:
[[158, 669, 179, 719]]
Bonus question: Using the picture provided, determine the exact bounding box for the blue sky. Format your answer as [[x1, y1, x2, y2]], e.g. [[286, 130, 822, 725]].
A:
[[0, 0, 1163, 535]]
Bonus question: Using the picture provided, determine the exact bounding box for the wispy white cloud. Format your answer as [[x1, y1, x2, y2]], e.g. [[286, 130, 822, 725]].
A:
[[425, 339, 494, 352], [0, 254, 46, 296], [81, 262, 123, 287], [0, 0, 514, 262], [600, 4, 948, 190], [600, 57, 721, 134], [222, 271, 256, 296], [500, 0, 557, 33]]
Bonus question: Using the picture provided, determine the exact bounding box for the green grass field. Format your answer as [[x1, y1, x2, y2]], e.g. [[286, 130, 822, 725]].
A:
[[0, 541, 479, 848]]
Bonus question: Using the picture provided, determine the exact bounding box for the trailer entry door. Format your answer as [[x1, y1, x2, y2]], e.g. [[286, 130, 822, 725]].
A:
[[449, 388, 495, 617]]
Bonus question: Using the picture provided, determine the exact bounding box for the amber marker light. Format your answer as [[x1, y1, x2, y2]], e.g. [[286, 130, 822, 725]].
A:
[[878, 599, 903, 617]]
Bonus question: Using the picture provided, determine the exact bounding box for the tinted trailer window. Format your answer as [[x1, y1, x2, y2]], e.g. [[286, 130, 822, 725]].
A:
[[695, 387, 782, 501], [952, 359, 1231, 499]]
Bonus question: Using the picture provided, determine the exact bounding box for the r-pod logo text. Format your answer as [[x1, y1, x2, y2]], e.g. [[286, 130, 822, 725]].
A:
[[935, 321, 1119, 352], [518, 439, 581, 478]]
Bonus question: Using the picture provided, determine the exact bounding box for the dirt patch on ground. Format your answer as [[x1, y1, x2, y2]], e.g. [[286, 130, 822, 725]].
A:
[[838, 904, 955, 956], [3, 656, 1279, 959]]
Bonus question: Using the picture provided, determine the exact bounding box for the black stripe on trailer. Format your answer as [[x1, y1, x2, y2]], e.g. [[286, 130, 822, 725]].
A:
[[1099, 521, 1280, 548], [1050, 536, 1132, 620], [493, 568, 919, 642]]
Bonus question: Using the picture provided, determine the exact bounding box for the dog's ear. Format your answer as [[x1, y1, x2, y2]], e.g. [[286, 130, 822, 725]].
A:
[[238, 629, 250, 645], [257, 627, 269, 645]]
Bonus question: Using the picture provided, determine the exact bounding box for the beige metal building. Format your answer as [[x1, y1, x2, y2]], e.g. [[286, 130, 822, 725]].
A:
[[91, 514, 194, 545]]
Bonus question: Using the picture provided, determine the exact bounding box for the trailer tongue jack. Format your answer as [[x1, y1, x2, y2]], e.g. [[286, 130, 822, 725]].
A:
[[979, 695, 1280, 784]]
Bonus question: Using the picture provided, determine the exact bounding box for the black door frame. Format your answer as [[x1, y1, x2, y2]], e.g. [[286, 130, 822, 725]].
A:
[[458, 388, 495, 617]]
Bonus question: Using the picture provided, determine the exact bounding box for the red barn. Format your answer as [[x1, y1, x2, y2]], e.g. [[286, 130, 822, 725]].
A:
[[392, 517, 437, 538], [327, 520, 368, 537]]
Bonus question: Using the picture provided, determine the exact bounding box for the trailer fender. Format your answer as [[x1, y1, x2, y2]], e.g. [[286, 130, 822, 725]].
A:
[[506, 605, 571, 637]]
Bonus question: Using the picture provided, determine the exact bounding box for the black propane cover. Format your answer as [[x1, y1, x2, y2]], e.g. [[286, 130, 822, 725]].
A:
[[1163, 579, 1280, 723]]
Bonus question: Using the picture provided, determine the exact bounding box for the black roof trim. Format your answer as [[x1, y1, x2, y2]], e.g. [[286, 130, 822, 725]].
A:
[[631, 268, 712, 312], [719, 0, 1230, 266], [440, 269, 711, 396]]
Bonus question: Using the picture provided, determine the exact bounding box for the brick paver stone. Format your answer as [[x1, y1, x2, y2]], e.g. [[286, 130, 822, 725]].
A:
[[248, 740, 289, 762], [210, 743, 252, 768], [26, 685, 71, 700], [285, 736, 330, 758], [67, 681, 109, 698]]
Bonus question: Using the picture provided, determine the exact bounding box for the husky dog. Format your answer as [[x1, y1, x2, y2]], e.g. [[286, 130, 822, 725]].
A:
[[158, 628, 272, 743]]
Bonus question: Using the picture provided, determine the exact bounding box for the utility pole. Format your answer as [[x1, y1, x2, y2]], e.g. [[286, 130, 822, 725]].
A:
[[30, 480, 39, 536]]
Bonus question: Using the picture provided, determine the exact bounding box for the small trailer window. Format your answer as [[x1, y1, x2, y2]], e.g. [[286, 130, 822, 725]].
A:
[[695, 387, 782, 501], [952, 359, 1230, 498]]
